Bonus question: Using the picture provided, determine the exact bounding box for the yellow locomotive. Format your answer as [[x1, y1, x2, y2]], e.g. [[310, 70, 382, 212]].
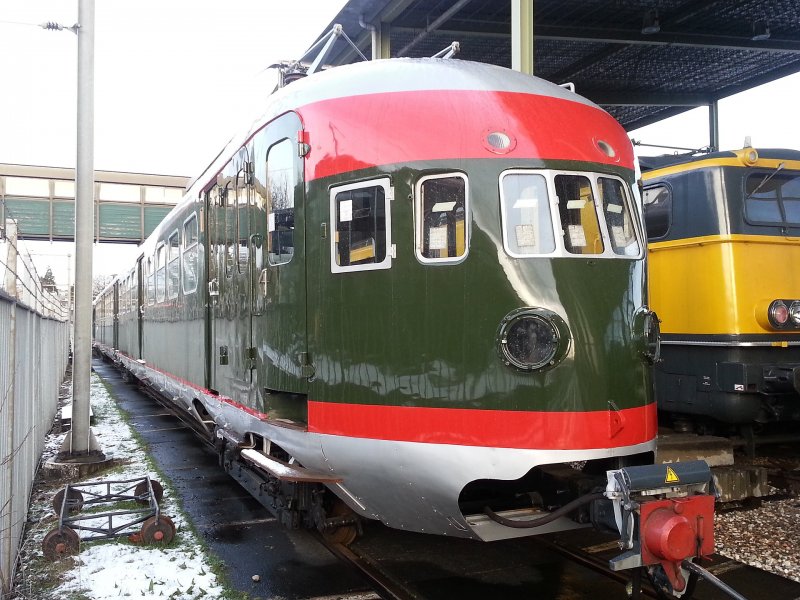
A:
[[641, 147, 800, 430]]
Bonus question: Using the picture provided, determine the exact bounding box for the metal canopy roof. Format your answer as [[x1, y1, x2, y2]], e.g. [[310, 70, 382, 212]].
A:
[[310, 0, 800, 132]]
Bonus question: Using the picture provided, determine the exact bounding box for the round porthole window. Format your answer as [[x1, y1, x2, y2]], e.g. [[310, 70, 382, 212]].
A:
[[497, 308, 570, 372]]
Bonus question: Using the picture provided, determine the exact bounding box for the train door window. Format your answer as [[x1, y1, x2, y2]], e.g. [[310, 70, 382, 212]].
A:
[[555, 174, 604, 254], [500, 171, 556, 256], [155, 243, 166, 304], [415, 173, 468, 263], [146, 256, 155, 306], [167, 230, 180, 300], [330, 178, 393, 273], [182, 214, 199, 294], [642, 185, 672, 239], [266, 139, 295, 266], [236, 162, 249, 272], [224, 181, 236, 278], [744, 172, 800, 226], [598, 177, 641, 256]]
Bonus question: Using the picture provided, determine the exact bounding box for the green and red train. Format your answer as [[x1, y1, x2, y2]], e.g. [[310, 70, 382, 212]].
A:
[[94, 57, 714, 594]]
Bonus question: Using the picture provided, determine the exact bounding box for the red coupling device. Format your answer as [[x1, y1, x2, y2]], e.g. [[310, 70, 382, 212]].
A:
[[641, 496, 715, 591]]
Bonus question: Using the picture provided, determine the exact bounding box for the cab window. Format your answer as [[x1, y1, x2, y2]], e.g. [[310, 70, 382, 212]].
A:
[[555, 174, 604, 255], [744, 172, 800, 226], [500, 172, 556, 256], [642, 184, 672, 239], [415, 173, 468, 263], [599, 177, 640, 256], [330, 178, 392, 273]]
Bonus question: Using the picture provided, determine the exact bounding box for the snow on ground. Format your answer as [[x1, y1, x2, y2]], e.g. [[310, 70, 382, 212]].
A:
[[13, 373, 228, 600]]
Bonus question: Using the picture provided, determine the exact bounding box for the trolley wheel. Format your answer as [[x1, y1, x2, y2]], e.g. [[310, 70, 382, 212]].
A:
[[52, 488, 84, 514], [42, 527, 80, 561], [322, 501, 359, 546], [646, 562, 698, 599], [133, 480, 164, 505], [140, 515, 176, 545]]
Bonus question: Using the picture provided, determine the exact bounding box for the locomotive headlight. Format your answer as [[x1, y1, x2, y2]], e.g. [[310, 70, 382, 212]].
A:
[[497, 308, 570, 372], [769, 300, 790, 328], [790, 302, 800, 326]]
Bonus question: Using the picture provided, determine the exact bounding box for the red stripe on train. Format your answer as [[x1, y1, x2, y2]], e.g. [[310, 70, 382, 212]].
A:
[[299, 90, 633, 181], [307, 401, 657, 449]]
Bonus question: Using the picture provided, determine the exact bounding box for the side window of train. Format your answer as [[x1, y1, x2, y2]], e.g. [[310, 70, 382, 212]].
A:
[[182, 214, 199, 294], [155, 243, 166, 304], [598, 177, 641, 256], [500, 171, 556, 256], [330, 178, 393, 273], [555, 174, 604, 254], [642, 185, 672, 239], [146, 257, 155, 306], [415, 173, 468, 263], [167, 230, 180, 300], [744, 172, 800, 226], [266, 139, 295, 266]]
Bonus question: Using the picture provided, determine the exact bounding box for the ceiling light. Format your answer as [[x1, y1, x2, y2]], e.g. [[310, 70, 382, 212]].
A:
[[642, 9, 660, 35], [752, 20, 770, 41]]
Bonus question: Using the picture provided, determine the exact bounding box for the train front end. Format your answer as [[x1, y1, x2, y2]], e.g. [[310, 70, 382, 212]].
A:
[[643, 148, 800, 427]]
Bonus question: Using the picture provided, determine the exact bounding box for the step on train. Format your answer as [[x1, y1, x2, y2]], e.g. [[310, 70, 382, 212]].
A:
[[641, 148, 800, 436], [94, 53, 717, 596]]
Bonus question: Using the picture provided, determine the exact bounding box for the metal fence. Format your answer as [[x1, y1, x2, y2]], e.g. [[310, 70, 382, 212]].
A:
[[0, 221, 70, 594]]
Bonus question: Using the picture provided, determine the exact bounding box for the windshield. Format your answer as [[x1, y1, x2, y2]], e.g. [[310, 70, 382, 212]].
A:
[[744, 171, 800, 226]]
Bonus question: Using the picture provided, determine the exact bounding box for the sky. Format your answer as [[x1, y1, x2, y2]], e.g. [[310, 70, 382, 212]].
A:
[[1, 1, 799, 284]]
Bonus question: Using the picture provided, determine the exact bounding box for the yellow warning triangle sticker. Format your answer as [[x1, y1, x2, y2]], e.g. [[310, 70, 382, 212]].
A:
[[665, 466, 680, 484]]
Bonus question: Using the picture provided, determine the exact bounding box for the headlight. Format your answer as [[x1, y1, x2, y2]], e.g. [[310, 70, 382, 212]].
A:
[[790, 302, 800, 326], [498, 308, 570, 371], [769, 300, 790, 328]]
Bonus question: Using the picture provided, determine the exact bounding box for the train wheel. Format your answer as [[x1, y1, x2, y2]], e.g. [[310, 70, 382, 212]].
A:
[[42, 527, 80, 561], [646, 562, 698, 599], [52, 488, 84, 514], [140, 515, 176, 545], [134, 480, 164, 505], [322, 501, 359, 546]]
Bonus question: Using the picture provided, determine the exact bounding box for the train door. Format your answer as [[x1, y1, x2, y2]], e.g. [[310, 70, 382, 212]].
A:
[[251, 112, 308, 400], [136, 255, 144, 359], [206, 149, 252, 397]]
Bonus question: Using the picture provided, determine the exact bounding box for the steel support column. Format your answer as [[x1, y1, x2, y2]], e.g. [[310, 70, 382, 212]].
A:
[[708, 99, 720, 151], [512, 0, 534, 74]]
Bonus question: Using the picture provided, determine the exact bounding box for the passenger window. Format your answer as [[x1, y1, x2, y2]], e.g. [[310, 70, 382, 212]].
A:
[[642, 185, 671, 239], [167, 231, 180, 300], [267, 139, 296, 266], [182, 214, 199, 294], [155, 243, 166, 303], [330, 178, 392, 273], [416, 174, 468, 263], [146, 257, 155, 306], [500, 172, 556, 256], [598, 177, 640, 256], [224, 181, 236, 278]]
